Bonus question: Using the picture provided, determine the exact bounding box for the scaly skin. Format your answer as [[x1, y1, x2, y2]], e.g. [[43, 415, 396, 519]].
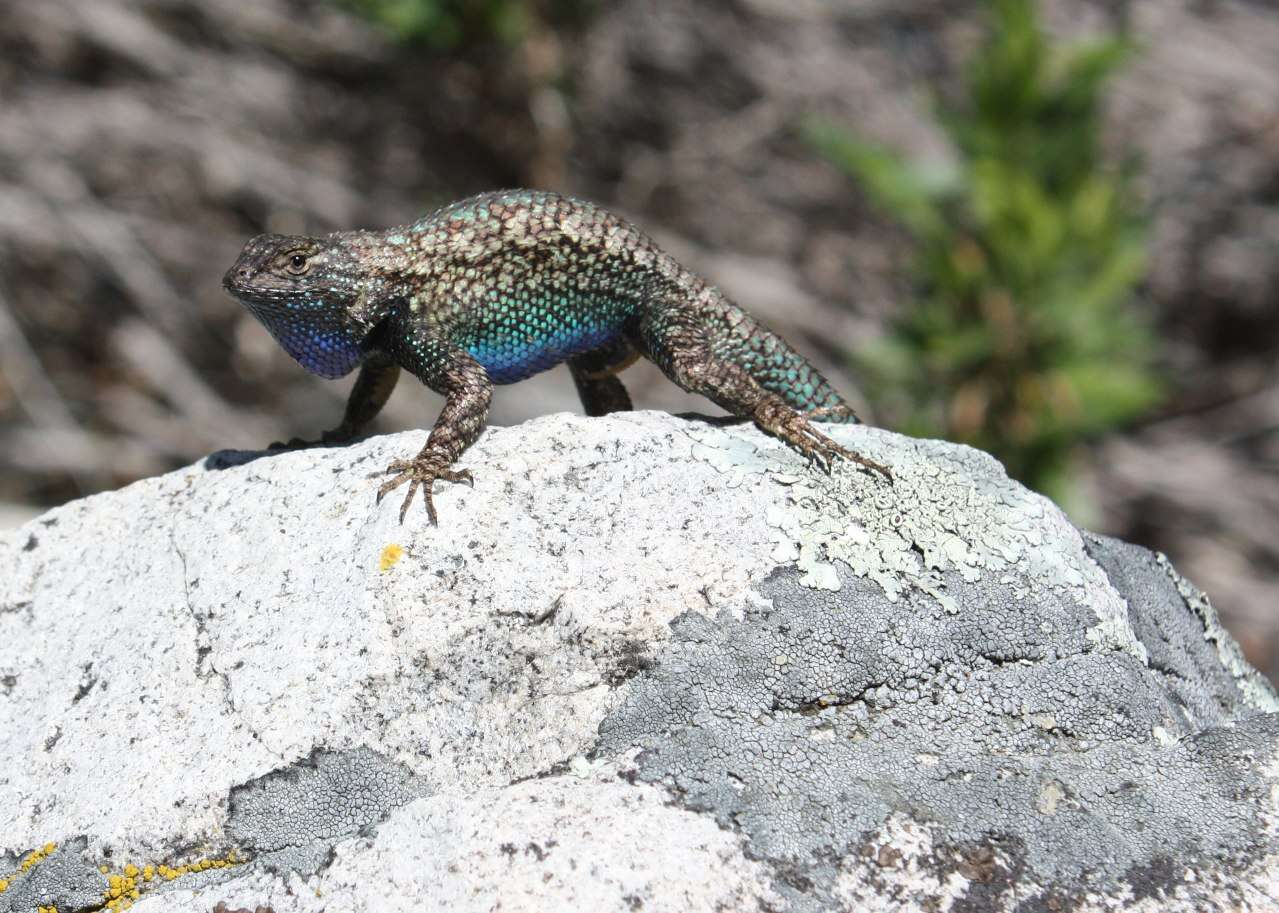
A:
[[222, 189, 891, 524]]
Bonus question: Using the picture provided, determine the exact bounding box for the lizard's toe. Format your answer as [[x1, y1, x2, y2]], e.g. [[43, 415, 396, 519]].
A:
[[376, 469, 412, 502], [828, 441, 894, 482], [814, 434, 893, 481], [440, 467, 474, 486], [399, 478, 424, 524], [269, 429, 353, 450], [375, 453, 474, 525], [755, 395, 892, 481]]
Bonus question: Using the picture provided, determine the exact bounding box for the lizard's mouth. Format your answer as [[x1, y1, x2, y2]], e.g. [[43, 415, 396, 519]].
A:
[[222, 264, 256, 295], [222, 270, 307, 306]]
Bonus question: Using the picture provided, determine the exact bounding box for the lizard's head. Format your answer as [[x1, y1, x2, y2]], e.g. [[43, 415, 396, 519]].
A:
[[223, 233, 382, 379]]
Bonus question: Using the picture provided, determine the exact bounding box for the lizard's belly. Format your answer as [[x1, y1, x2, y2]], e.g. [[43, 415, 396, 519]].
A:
[[462, 299, 631, 384]]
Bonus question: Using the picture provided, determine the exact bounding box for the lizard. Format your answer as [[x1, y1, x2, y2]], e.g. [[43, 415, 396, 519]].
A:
[[222, 189, 892, 524]]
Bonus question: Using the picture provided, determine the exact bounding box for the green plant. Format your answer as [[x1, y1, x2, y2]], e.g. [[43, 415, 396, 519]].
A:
[[806, 0, 1159, 507], [339, 0, 590, 49], [339, 0, 525, 47]]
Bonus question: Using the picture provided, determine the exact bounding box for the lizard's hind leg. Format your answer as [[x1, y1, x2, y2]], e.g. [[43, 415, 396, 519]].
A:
[[635, 307, 891, 479], [569, 340, 639, 417]]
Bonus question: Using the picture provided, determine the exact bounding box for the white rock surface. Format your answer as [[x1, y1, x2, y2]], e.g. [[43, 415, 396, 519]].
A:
[[0, 411, 1275, 912]]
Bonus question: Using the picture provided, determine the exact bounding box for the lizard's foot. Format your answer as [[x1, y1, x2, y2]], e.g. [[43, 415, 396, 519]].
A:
[[376, 452, 474, 525], [269, 424, 356, 451], [754, 397, 893, 481]]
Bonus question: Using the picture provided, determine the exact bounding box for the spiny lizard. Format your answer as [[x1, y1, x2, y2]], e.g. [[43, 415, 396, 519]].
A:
[[222, 190, 891, 523]]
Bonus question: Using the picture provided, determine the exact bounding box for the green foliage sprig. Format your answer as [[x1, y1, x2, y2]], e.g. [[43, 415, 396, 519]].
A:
[[808, 0, 1159, 506], [339, 0, 590, 49]]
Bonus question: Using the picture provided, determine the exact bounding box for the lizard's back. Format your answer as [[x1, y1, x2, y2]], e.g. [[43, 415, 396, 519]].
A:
[[396, 189, 856, 420], [399, 190, 661, 383]]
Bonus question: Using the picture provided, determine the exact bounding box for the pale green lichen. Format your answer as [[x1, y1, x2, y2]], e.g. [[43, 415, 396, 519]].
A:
[[689, 425, 1148, 663], [689, 435, 775, 485]]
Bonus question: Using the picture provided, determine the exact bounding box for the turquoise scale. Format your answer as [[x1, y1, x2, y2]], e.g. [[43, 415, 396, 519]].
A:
[[460, 290, 632, 385]]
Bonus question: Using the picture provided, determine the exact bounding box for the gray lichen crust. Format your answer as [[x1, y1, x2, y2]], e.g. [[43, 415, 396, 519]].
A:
[[751, 433, 1151, 664], [0, 411, 1275, 912], [225, 747, 423, 874], [599, 564, 1277, 912], [1084, 532, 1279, 722], [0, 839, 104, 913]]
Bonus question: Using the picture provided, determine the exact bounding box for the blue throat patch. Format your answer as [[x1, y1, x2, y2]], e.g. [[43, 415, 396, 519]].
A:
[[251, 299, 364, 379]]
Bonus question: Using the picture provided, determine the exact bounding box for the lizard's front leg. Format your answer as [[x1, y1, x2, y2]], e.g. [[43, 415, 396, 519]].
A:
[[376, 346, 492, 524], [273, 353, 400, 448]]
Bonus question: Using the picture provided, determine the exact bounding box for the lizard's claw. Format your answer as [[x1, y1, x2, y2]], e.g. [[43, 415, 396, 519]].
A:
[[376, 453, 474, 525], [269, 423, 356, 451], [826, 438, 894, 482], [755, 397, 893, 482]]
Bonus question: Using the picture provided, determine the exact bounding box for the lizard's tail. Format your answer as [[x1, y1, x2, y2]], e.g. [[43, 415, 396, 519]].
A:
[[706, 303, 860, 424]]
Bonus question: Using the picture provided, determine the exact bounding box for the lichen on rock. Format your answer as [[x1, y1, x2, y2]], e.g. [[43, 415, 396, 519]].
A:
[[0, 412, 1274, 912]]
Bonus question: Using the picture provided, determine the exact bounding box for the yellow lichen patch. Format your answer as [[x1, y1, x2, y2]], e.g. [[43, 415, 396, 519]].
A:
[[0, 841, 58, 895], [101, 849, 243, 911], [379, 543, 405, 572], [20, 842, 57, 872]]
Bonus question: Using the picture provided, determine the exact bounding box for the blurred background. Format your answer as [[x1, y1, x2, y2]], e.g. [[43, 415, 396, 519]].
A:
[[0, 0, 1275, 678]]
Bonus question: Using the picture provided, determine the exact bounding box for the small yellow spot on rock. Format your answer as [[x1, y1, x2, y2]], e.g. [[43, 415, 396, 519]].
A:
[[0, 879, 8, 892], [379, 543, 405, 572], [95, 848, 244, 906], [21, 842, 57, 873]]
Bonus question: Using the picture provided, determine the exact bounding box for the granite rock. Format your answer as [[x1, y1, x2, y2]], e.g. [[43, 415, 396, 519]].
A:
[[0, 411, 1274, 912]]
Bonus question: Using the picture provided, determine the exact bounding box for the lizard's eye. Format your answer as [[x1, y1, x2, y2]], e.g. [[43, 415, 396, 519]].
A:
[[286, 253, 310, 275]]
